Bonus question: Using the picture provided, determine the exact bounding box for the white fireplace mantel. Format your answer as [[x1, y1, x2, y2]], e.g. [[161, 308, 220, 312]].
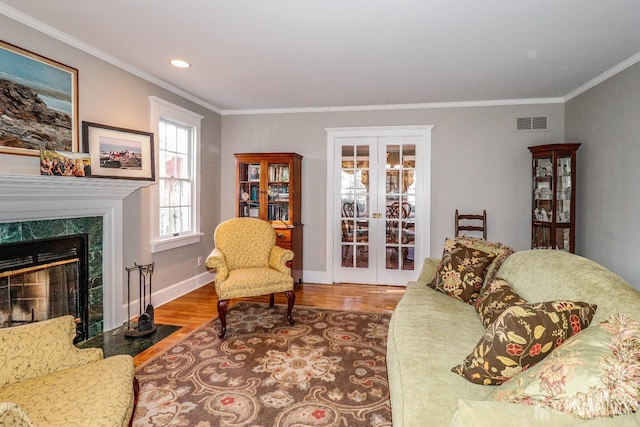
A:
[[0, 174, 154, 331], [0, 174, 149, 202]]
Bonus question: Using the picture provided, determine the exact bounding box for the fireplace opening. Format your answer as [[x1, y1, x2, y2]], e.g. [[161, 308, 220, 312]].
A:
[[0, 235, 89, 343]]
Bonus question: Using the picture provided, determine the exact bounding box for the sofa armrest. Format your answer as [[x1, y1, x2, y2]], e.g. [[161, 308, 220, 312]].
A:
[[415, 257, 441, 284], [205, 247, 229, 282], [0, 402, 34, 427], [269, 245, 294, 274], [0, 316, 103, 388]]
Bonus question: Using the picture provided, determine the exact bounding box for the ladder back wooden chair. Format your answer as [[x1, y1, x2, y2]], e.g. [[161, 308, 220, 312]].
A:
[[455, 209, 487, 239]]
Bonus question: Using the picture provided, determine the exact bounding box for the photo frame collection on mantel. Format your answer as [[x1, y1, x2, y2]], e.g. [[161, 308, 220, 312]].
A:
[[0, 39, 155, 181]]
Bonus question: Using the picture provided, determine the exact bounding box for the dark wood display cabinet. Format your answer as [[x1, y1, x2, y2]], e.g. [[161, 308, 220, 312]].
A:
[[529, 143, 580, 253], [235, 152, 303, 283]]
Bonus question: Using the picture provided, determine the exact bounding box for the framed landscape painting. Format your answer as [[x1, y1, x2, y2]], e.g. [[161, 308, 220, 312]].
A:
[[0, 40, 78, 156], [82, 121, 155, 181]]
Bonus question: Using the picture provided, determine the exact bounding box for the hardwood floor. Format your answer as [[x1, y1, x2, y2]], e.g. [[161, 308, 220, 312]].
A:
[[133, 282, 405, 366]]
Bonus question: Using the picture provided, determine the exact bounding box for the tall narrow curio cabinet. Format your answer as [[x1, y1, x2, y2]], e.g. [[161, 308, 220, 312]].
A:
[[529, 143, 580, 253], [235, 152, 303, 283]]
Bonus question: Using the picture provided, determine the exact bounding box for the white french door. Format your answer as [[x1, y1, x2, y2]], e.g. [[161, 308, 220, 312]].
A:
[[327, 126, 432, 286]]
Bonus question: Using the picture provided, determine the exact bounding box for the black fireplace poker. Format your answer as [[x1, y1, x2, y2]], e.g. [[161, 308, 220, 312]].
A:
[[125, 262, 156, 338]]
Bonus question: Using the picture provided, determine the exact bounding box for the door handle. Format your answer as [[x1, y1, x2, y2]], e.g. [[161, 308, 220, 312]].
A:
[[372, 213, 382, 219]]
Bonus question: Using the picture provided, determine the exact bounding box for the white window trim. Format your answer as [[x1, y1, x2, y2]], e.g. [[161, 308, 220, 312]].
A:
[[149, 96, 204, 253]]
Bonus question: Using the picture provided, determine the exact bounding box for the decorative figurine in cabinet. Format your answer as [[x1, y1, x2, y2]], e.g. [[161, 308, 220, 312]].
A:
[[529, 143, 580, 253], [235, 153, 303, 283]]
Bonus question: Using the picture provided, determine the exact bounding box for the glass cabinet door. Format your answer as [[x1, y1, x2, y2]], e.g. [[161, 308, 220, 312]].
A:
[[555, 155, 572, 250], [532, 156, 553, 249], [238, 161, 262, 218], [529, 143, 580, 253], [267, 162, 291, 222]]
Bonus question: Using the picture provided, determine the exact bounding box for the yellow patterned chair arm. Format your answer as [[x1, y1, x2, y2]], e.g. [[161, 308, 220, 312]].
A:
[[0, 402, 33, 427], [0, 316, 103, 388], [269, 245, 294, 274], [206, 247, 229, 282]]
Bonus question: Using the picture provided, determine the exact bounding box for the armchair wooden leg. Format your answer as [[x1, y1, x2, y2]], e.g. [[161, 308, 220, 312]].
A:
[[285, 290, 295, 325], [217, 299, 229, 339], [269, 293, 275, 308]]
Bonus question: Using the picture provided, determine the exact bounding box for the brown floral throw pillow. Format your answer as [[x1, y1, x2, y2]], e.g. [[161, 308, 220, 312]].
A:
[[452, 300, 598, 385], [453, 236, 515, 286], [429, 242, 496, 303], [475, 278, 529, 329]]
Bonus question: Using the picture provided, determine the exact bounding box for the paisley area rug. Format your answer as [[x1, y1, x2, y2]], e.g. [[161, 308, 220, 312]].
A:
[[133, 303, 392, 427]]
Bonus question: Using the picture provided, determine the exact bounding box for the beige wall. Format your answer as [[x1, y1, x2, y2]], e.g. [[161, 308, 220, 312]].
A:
[[565, 62, 640, 287], [0, 15, 222, 302], [221, 103, 565, 279]]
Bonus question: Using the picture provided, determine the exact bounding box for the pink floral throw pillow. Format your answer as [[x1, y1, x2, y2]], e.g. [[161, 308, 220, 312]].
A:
[[490, 313, 640, 419], [429, 241, 496, 303]]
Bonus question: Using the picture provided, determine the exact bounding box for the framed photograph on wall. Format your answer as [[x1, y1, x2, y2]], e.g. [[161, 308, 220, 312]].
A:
[[0, 40, 79, 156], [82, 121, 155, 181]]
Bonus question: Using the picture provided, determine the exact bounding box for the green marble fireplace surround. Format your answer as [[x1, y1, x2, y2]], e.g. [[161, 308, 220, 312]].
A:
[[0, 217, 104, 337]]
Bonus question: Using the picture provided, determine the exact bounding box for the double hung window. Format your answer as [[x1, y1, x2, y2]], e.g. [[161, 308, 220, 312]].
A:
[[149, 96, 203, 252]]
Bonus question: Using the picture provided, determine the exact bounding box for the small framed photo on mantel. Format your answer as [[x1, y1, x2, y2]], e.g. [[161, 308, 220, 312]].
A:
[[40, 149, 91, 177], [82, 121, 155, 180]]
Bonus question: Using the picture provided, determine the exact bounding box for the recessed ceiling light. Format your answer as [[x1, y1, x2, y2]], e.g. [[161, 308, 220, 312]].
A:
[[170, 59, 191, 68]]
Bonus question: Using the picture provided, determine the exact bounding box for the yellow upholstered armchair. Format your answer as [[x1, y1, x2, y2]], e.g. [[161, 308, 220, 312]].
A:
[[206, 217, 296, 338]]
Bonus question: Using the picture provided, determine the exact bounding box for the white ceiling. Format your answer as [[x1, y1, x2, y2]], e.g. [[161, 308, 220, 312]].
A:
[[2, 0, 640, 114]]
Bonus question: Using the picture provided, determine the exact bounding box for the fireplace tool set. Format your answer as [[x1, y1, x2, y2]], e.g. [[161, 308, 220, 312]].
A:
[[125, 262, 155, 338]]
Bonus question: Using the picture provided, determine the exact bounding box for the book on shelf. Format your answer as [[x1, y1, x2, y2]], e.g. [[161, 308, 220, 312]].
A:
[[268, 165, 290, 182], [267, 204, 290, 221]]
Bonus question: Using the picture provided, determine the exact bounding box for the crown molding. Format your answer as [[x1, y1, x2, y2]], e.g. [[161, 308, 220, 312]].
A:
[[0, 3, 223, 115], [564, 51, 640, 102], [221, 97, 565, 116]]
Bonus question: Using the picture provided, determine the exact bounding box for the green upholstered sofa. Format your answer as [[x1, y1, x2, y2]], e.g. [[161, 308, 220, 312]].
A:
[[387, 249, 640, 426], [0, 315, 137, 427]]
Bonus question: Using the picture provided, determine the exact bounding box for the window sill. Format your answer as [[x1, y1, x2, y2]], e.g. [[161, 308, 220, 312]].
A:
[[150, 232, 204, 253]]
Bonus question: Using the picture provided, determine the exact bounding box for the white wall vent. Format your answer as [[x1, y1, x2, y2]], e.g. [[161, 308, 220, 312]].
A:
[[516, 116, 548, 131]]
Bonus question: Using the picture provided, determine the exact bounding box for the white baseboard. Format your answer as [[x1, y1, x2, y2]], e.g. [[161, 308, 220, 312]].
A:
[[301, 269, 332, 284], [123, 270, 215, 319]]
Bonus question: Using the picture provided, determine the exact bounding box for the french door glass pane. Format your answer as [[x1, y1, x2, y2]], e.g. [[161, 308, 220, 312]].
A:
[[356, 245, 368, 268], [341, 145, 370, 269], [385, 144, 416, 271]]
